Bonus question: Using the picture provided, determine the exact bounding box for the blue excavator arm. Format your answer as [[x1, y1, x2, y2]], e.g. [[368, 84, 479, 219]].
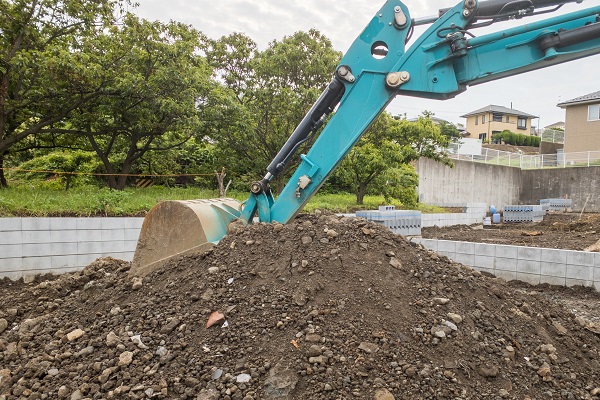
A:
[[239, 0, 600, 225]]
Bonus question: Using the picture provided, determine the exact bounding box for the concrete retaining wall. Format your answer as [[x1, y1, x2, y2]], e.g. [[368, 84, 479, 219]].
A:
[[417, 158, 600, 212], [413, 238, 600, 290], [0, 218, 144, 280]]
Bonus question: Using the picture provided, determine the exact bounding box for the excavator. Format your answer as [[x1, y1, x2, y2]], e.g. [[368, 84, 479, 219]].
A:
[[130, 0, 600, 276]]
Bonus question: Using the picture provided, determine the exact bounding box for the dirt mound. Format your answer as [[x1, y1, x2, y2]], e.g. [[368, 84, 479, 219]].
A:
[[2, 211, 600, 399]]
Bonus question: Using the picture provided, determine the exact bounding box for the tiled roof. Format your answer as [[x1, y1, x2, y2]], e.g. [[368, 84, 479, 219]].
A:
[[460, 105, 537, 118], [557, 91, 600, 107]]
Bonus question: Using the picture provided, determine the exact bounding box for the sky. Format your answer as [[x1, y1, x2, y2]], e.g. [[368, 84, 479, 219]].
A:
[[134, 0, 600, 128]]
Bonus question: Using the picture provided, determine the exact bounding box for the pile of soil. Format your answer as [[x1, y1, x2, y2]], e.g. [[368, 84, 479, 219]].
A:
[[2, 211, 600, 399], [423, 213, 600, 251]]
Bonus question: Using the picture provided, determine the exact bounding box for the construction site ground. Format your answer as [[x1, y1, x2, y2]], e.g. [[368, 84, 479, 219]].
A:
[[1, 211, 600, 399]]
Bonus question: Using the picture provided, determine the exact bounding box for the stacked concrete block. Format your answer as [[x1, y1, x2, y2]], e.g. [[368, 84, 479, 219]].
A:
[[503, 205, 544, 223], [413, 238, 600, 290], [356, 207, 422, 236], [420, 202, 487, 228], [0, 217, 144, 280], [540, 198, 572, 212]]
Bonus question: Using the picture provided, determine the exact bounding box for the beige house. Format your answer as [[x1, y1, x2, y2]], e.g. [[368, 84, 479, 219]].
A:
[[460, 105, 538, 143], [557, 91, 600, 153]]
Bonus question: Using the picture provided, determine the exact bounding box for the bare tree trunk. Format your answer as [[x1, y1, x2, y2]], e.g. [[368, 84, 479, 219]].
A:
[[0, 152, 7, 188], [356, 182, 368, 205], [215, 167, 226, 197]]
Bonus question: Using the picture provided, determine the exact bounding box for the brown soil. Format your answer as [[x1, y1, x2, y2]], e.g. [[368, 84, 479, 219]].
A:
[[423, 213, 600, 251], [2, 211, 600, 399], [482, 144, 540, 155]]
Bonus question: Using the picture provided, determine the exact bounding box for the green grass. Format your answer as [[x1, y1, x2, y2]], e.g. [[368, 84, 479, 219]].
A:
[[0, 185, 446, 217]]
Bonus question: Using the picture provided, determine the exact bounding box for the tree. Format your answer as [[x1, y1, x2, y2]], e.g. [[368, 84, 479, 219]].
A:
[[0, 0, 120, 187]]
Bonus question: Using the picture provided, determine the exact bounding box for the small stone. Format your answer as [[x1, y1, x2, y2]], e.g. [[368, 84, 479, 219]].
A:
[[0, 319, 7, 334], [358, 342, 379, 354], [66, 329, 85, 341], [447, 313, 463, 324], [57, 385, 69, 398], [375, 388, 395, 400], [478, 365, 499, 378], [48, 368, 59, 377], [106, 331, 119, 347], [537, 362, 551, 377], [70, 390, 83, 400], [76, 345, 95, 357], [324, 383, 333, 391], [208, 267, 219, 274], [433, 298, 450, 305], [591, 388, 600, 396], [236, 374, 251, 383], [131, 277, 143, 290], [119, 351, 133, 366], [156, 346, 168, 357], [301, 236, 313, 245], [389, 257, 402, 269], [305, 334, 322, 342], [308, 355, 327, 364], [307, 345, 322, 357], [541, 344, 556, 354], [211, 369, 223, 380], [326, 229, 338, 238], [552, 321, 568, 335], [131, 334, 149, 349]]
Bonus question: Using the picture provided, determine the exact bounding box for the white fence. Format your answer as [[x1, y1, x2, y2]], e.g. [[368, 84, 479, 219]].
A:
[[540, 129, 565, 144], [447, 143, 600, 169]]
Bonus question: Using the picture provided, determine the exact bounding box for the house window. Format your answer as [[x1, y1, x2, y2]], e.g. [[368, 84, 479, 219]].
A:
[[482, 115, 486, 124], [478, 133, 486, 141], [589, 104, 600, 121], [517, 117, 527, 130], [492, 113, 503, 122], [475, 116, 479, 125], [505, 116, 510, 123]]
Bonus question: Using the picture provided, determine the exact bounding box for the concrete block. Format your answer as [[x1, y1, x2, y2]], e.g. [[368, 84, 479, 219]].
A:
[[541, 275, 566, 287], [51, 255, 79, 267], [1, 244, 22, 258], [124, 228, 141, 241], [21, 230, 51, 244], [102, 240, 125, 253], [77, 253, 100, 267], [474, 243, 495, 257], [22, 218, 51, 230], [76, 218, 102, 230], [495, 245, 518, 259], [51, 242, 78, 256], [101, 229, 125, 242], [594, 280, 600, 292], [494, 270, 517, 282], [596, 267, 600, 282], [112, 252, 134, 261], [2, 271, 24, 280], [541, 262, 566, 278], [566, 251, 595, 267], [78, 230, 103, 242], [21, 256, 53, 269], [474, 255, 495, 269], [566, 278, 594, 287], [541, 249, 567, 264], [124, 240, 138, 253], [595, 253, 600, 267], [517, 259, 541, 275], [437, 240, 457, 253], [516, 272, 541, 285], [0, 257, 24, 273], [454, 252, 475, 266], [0, 231, 23, 245], [101, 218, 126, 230], [50, 218, 77, 230], [495, 257, 517, 272], [456, 241, 475, 255], [0, 218, 22, 231], [437, 251, 453, 258], [476, 267, 494, 276], [78, 241, 103, 254], [517, 247, 541, 261], [22, 243, 52, 258], [50, 230, 79, 243], [566, 264, 593, 281]]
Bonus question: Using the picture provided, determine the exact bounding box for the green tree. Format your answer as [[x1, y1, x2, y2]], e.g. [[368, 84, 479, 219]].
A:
[[0, 0, 120, 187]]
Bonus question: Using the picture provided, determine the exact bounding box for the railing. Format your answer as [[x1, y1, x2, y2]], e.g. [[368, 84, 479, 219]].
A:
[[540, 129, 565, 144], [447, 143, 600, 169]]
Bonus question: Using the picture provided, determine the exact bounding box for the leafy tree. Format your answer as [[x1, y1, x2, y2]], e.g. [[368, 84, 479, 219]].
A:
[[0, 0, 120, 187]]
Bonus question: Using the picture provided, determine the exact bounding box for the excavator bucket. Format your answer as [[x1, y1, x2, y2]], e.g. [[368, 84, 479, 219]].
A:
[[130, 198, 241, 276]]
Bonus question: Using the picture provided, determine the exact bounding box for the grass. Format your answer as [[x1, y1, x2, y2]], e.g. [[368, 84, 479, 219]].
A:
[[0, 185, 447, 217]]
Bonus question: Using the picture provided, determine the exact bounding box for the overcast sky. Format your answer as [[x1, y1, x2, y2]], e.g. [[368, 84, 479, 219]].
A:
[[135, 0, 600, 128]]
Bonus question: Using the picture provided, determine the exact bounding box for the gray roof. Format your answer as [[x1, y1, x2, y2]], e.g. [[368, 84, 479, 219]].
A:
[[557, 91, 600, 107], [460, 105, 537, 119]]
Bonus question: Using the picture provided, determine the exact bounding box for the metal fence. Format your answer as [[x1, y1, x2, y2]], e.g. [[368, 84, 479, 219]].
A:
[[447, 143, 600, 170], [540, 129, 565, 144]]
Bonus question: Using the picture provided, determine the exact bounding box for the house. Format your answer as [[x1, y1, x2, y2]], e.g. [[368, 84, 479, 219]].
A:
[[557, 91, 600, 153], [544, 121, 565, 131], [460, 105, 538, 143]]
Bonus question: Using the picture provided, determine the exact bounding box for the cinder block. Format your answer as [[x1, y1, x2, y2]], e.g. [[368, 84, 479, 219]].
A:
[[437, 240, 457, 253], [541, 262, 566, 278], [50, 230, 79, 243], [474, 255, 495, 269], [77, 253, 100, 267], [22, 218, 51, 230], [2, 271, 24, 281], [124, 228, 141, 241], [0, 257, 24, 273], [76, 218, 102, 230], [50, 218, 77, 230], [124, 240, 138, 253], [495, 257, 517, 272], [518, 247, 541, 261], [102, 240, 126, 253], [0, 231, 23, 245], [101, 218, 125, 230], [22, 243, 52, 257], [454, 252, 475, 266], [475, 243, 495, 257], [595, 253, 600, 267], [594, 280, 600, 292], [21, 230, 50, 244], [51, 255, 79, 267], [566, 278, 594, 287], [1, 244, 22, 258], [566, 264, 593, 280], [78, 230, 102, 242], [21, 256, 53, 269], [596, 267, 600, 282], [51, 242, 78, 256], [418, 239, 437, 252], [494, 270, 517, 282], [437, 251, 453, 258], [456, 242, 475, 255], [101, 229, 125, 242], [541, 249, 567, 264], [78, 241, 103, 254], [517, 259, 541, 275], [566, 251, 595, 267], [0, 218, 22, 231], [541, 275, 566, 287], [516, 272, 541, 285], [495, 245, 518, 259]]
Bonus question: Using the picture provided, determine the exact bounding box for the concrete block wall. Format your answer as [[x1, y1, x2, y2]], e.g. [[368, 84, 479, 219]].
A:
[[0, 218, 144, 280], [421, 203, 487, 228], [413, 238, 600, 290]]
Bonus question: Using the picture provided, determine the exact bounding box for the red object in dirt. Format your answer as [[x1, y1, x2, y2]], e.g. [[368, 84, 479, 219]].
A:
[[206, 311, 225, 328]]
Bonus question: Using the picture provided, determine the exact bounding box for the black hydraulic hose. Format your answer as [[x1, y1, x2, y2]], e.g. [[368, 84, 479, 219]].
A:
[[539, 21, 600, 51], [265, 77, 345, 178], [439, 0, 582, 18]]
